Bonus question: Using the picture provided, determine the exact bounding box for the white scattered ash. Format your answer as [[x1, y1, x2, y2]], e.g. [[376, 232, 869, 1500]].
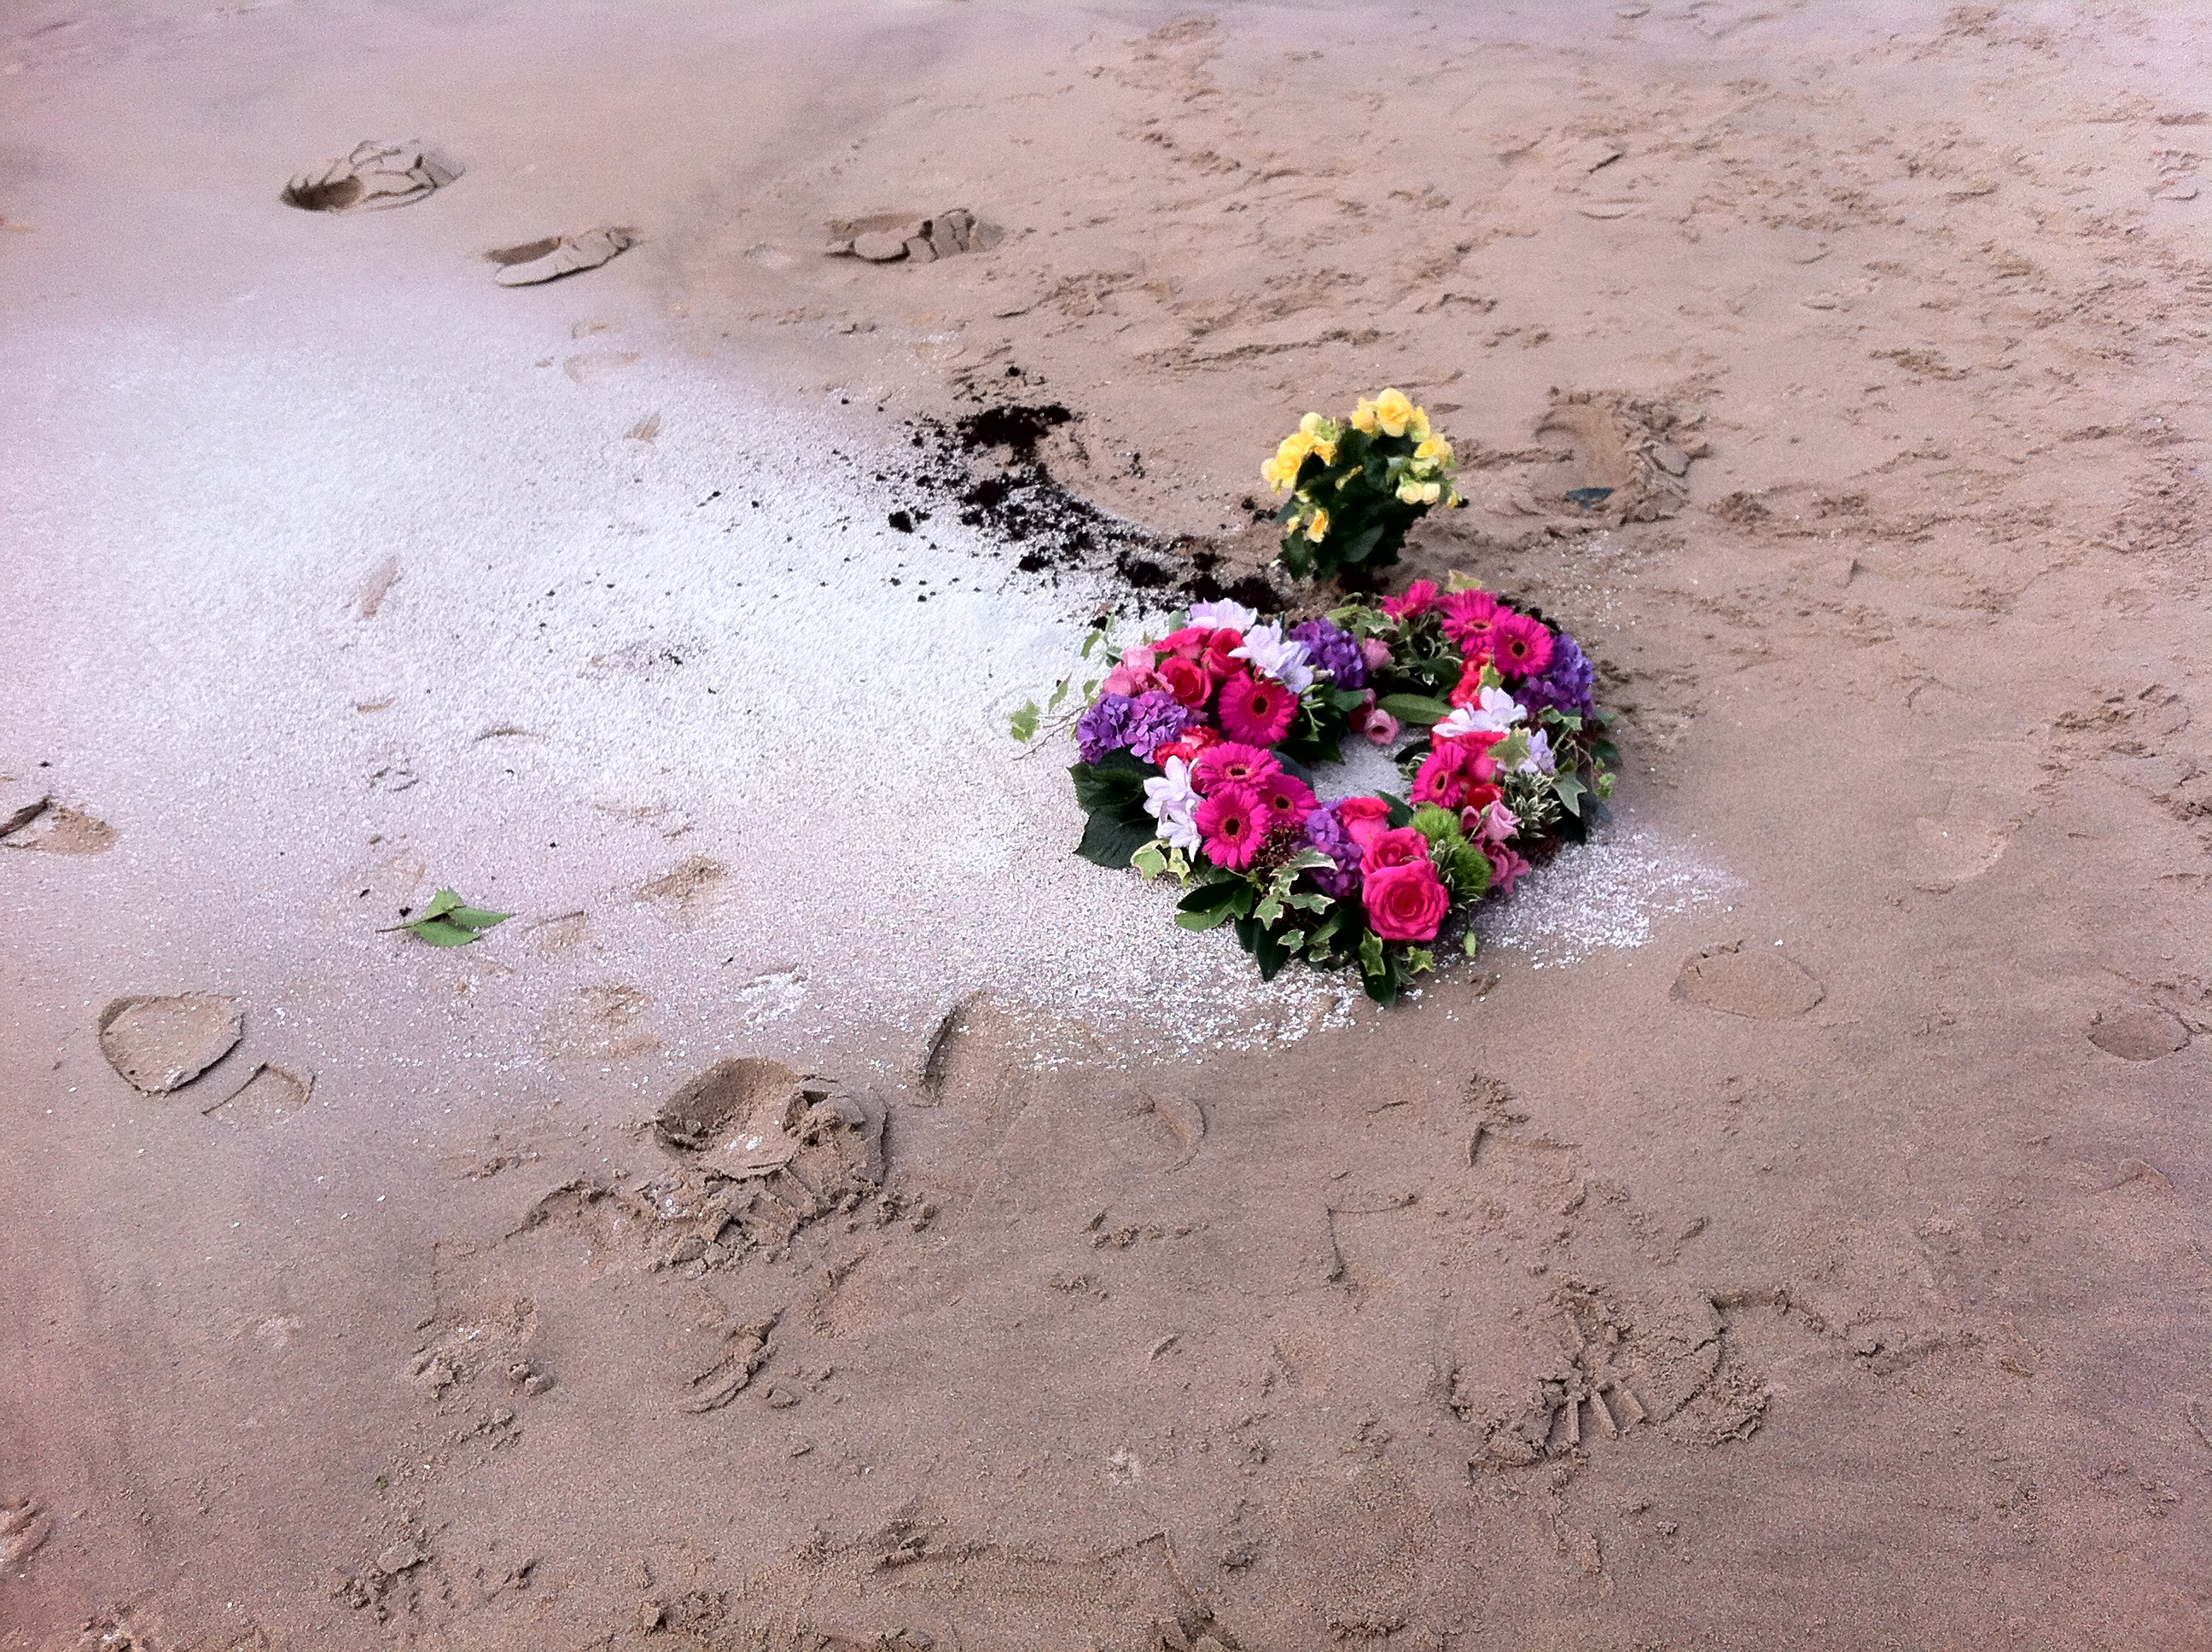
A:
[[1476, 829, 1732, 967]]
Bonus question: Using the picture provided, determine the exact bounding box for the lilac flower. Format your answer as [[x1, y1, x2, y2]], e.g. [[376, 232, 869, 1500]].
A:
[[1289, 617, 1367, 690], [1302, 806, 1361, 899], [1188, 598, 1260, 631], [1144, 756, 1202, 852], [1518, 631, 1597, 718], [1229, 621, 1316, 694]]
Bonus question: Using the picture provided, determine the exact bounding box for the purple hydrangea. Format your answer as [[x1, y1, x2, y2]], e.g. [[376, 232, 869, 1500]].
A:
[[1517, 630, 1596, 718], [1076, 694, 1137, 765], [1123, 689, 1196, 762], [1302, 805, 1361, 899], [1080, 690, 1195, 765], [1289, 617, 1367, 691]]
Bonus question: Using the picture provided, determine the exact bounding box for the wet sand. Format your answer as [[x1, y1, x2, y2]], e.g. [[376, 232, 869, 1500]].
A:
[[3, 3, 2209, 1647]]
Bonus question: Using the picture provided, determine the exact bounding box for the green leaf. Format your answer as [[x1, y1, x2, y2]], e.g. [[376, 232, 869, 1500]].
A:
[[1382, 792, 1414, 829], [423, 888, 462, 920], [1280, 538, 1313, 580], [445, 905, 513, 929], [1464, 930, 1482, 957], [407, 916, 483, 947], [1377, 694, 1454, 726], [1406, 947, 1435, 975], [1009, 701, 1041, 742], [1175, 907, 1237, 933], [1178, 876, 1244, 917], [1076, 810, 1158, 870], [1551, 772, 1587, 817], [1132, 841, 1168, 881], [1069, 756, 1148, 814], [1047, 679, 1072, 710]]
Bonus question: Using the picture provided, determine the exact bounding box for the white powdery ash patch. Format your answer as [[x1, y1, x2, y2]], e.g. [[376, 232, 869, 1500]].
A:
[[0, 288, 1719, 1062]]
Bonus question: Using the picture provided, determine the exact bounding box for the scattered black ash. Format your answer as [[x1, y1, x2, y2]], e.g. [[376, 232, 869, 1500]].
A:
[[878, 375, 1284, 616]]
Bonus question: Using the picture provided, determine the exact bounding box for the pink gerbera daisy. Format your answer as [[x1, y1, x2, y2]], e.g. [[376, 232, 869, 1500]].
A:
[[1488, 610, 1555, 679], [1217, 672, 1299, 746], [1438, 589, 1500, 650], [1190, 740, 1282, 794], [1195, 782, 1267, 871], [1254, 772, 1318, 834]]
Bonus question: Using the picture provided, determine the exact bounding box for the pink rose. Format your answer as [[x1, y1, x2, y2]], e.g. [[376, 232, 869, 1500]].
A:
[[1155, 626, 1212, 660], [1364, 858, 1450, 942], [1359, 637, 1394, 672], [1100, 660, 1162, 698], [1359, 825, 1431, 876], [1335, 796, 1393, 849]]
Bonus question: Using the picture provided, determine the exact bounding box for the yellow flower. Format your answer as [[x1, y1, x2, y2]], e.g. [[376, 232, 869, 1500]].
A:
[[1396, 480, 1424, 504], [1306, 508, 1330, 543], [1409, 407, 1431, 443], [1261, 431, 1316, 492], [1419, 480, 1441, 506], [1313, 439, 1338, 465], [1351, 398, 1379, 434], [1415, 436, 1452, 465], [1299, 411, 1329, 437], [1372, 387, 1416, 439]]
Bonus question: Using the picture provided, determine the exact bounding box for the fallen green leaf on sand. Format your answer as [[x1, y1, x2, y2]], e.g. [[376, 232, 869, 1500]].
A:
[[382, 887, 513, 947]]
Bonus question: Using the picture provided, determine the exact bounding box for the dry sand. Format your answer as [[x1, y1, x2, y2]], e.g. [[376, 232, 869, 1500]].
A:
[[3, 2, 2210, 1647]]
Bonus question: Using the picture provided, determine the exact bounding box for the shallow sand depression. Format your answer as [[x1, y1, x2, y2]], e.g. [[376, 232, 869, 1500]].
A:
[[4, 3, 2210, 1649]]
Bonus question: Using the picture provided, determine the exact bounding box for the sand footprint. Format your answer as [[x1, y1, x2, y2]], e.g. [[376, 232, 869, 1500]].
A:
[[487, 226, 639, 286], [282, 139, 460, 212], [825, 208, 1001, 264], [1670, 940, 1825, 1020], [97, 994, 243, 1093]]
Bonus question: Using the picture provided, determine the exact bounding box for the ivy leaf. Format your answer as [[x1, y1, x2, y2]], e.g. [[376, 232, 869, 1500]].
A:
[[1009, 701, 1041, 742], [1132, 841, 1168, 881], [1552, 772, 1588, 817]]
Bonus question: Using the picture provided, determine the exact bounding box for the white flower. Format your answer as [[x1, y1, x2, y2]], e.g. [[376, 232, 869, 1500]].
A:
[[1228, 621, 1316, 695], [1516, 727, 1557, 776], [1434, 685, 1526, 741], [1143, 757, 1203, 853], [1187, 598, 1260, 631]]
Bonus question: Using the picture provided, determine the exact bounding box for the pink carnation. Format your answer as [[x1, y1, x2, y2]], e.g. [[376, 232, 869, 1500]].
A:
[[1196, 782, 1267, 871], [1483, 840, 1533, 896], [1381, 580, 1441, 620], [1218, 672, 1299, 746]]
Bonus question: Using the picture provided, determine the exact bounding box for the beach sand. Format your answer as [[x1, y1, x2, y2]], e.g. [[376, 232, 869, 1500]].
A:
[[3, 2, 2209, 1646]]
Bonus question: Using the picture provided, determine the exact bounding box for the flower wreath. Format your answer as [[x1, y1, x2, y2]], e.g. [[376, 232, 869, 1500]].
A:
[[1045, 581, 1618, 1004]]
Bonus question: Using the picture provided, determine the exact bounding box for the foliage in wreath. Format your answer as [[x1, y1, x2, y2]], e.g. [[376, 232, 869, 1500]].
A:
[[1019, 582, 1618, 1004]]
